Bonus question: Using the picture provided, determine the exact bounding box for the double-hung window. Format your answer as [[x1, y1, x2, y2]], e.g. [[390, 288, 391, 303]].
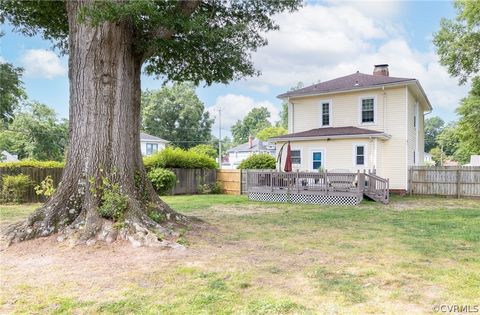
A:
[[146, 143, 158, 155], [291, 150, 301, 164], [361, 98, 375, 123], [355, 145, 365, 166], [321, 102, 330, 126]]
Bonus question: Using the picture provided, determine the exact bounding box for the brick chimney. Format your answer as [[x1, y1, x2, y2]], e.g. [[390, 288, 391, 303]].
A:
[[248, 135, 254, 149], [373, 64, 389, 76]]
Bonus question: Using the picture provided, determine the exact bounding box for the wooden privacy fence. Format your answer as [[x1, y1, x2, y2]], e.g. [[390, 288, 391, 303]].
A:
[[170, 168, 216, 195], [216, 169, 241, 195], [0, 167, 64, 203], [0, 167, 218, 203], [409, 166, 480, 198]]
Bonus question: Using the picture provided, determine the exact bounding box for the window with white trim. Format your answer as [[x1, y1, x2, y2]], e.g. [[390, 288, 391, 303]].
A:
[[146, 143, 158, 155], [361, 98, 375, 123], [355, 145, 365, 166], [291, 150, 301, 164], [321, 102, 330, 126], [312, 151, 323, 170]]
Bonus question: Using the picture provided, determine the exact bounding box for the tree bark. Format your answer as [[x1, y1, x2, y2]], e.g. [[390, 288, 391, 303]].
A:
[[1, 0, 187, 248]]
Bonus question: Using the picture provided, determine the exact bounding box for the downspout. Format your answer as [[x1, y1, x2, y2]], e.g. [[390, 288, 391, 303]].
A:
[[382, 85, 386, 133]]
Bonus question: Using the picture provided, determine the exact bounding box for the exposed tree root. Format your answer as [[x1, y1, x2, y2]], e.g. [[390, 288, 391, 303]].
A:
[[1, 197, 191, 249]]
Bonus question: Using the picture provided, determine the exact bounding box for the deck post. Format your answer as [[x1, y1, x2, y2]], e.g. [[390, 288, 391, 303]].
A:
[[270, 171, 273, 192], [296, 170, 299, 193]]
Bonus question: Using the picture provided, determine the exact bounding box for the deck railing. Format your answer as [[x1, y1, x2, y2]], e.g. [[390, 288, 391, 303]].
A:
[[364, 171, 389, 204], [246, 170, 389, 204], [247, 170, 363, 195]]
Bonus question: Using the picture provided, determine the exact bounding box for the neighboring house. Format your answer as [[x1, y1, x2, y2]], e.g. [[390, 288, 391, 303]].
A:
[[223, 136, 276, 169], [271, 64, 432, 192], [464, 155, 480, 166], [140, 133, 169, 156], [1, 150, 19, 162]]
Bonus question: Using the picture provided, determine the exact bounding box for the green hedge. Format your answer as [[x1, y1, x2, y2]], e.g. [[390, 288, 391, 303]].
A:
[[0, 160, 64, 168], [144, 147, 217, 170], [147, 168, 177, 195], [238, 153, 276, 170]]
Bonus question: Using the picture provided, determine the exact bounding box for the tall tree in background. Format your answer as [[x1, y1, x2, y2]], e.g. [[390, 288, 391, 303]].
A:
[[256, 126, 287, 141], [231, 107, 271, 144], [0, 102, 68, 161], [0, 62, 26, 124], [277, 82, 304, 129], [142, 83, 213, 149], [454, 78, 480, 162], [434, 0, 480, 84], [424, 116, 445, 152], [0, 0, 301, 246]]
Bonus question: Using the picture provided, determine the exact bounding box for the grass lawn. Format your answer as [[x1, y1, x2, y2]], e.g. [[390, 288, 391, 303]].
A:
[[1, 195, 479, 314]]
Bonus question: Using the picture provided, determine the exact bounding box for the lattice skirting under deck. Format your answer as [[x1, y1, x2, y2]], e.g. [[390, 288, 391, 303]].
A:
[[248, 192, 361, 205]]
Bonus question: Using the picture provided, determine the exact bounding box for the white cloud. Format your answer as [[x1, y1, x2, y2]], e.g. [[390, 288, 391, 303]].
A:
[[20, 49, 66, 79], [206, 94, 280, 132], [243, 3, 467, 111]]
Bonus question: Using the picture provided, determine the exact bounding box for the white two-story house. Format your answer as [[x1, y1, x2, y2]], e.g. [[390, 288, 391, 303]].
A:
[[271, 64, 432, 193]]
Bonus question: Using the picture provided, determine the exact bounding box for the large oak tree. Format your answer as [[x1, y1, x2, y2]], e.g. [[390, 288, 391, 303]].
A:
[[0, 0, 300, 247]]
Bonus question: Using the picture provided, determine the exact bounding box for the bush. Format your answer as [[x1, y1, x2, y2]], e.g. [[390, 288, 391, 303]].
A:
[[0, 160, 64, 168], [197, 181, 223, 194], [238, 153, 276, 170], [0, 174, 31, 204], [94, 178, 128, 222], [147, 168, 177, 195], [144, 147, 217, 170], [34, 175, 56, 199], [189, 144, 217, 159]]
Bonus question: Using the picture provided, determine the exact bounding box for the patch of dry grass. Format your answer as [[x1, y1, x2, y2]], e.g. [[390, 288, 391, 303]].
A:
[[1, 195, 479, 314]]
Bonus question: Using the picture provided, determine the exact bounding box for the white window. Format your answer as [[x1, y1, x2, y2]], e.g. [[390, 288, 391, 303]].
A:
[[291, 150, 301, 164], [360, 97, 375, 124], [320, 101, 331, 127], [355, 145, 365, 166], [146, 143, 158, 155]]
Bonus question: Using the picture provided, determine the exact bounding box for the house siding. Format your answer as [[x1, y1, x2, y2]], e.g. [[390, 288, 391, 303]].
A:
[[290, 86, 407, 133]]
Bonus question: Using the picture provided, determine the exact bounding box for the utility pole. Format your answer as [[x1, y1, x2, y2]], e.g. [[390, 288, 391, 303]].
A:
[[218, 107, 222, 169]]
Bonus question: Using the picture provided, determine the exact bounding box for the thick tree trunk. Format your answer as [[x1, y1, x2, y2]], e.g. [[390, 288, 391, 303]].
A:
[[1, 1, 187, 247]]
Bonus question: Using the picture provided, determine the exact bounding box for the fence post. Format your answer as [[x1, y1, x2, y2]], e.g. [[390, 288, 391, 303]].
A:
[[456, 168, 460, 199], [408, 167, 413, 195], [296, 170, 299, 193]]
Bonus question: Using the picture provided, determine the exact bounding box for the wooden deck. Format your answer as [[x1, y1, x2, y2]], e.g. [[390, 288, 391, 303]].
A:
[[246, 170, 389, 205]]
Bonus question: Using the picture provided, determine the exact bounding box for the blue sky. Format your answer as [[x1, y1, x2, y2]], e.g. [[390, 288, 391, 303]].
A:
[[0, 1, 469, 138]]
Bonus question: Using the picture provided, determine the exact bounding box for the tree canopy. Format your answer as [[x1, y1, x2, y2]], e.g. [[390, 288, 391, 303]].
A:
[[433, 0, 480, 84], [141, 83, 213, 149], [0, 102, 69, 161], [0, 62, 26, 123], [424, 116, 445, 152], [256, 126, 287, 141], [454, 77, 480, 162], [231, 107, 271, 144], [1, 0, 301, 85]]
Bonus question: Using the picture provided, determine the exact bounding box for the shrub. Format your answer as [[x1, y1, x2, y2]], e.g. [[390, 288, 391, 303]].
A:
[[147, 168, 177, 195], [189, 144, 217, 159], [238, 153, 276, 170], [95, 178, 128, 222], [144, 147, 217, 170], [0, 160, 64, 168], [197, 181, 223, 194], [0, 174, 31, 204], [34, 175, 56, 199]]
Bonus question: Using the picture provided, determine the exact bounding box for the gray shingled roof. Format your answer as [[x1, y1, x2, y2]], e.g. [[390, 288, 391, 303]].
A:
[[278, 72, 415, 98], [140, 132, 169, 142], [270, 126, 384, 140], [227, 138, 274, 153]]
